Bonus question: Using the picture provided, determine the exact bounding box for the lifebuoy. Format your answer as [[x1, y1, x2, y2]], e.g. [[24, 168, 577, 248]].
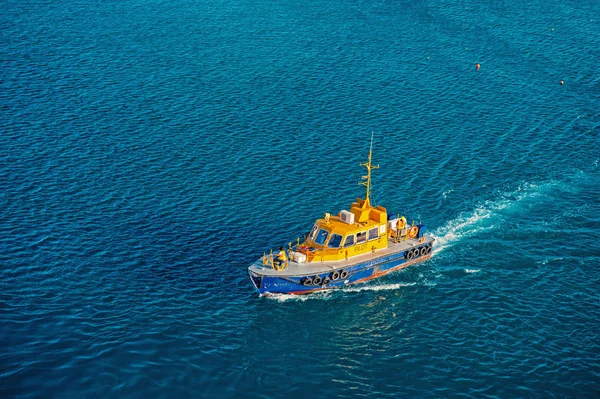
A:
[[340, 270, 348, 279], [303, 277, 313, 286], [408, 226, 419, 239], [312, 276, 322, 285], [406, 250, 414, 260], [331, 271, 340, 280], [420, 246, 427, 256], [322, 277, 330, 285], [426, 246, 432, 254]]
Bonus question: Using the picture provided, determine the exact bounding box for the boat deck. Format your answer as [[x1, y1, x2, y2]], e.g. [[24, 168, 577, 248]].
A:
[[249, 235, 434, 277]]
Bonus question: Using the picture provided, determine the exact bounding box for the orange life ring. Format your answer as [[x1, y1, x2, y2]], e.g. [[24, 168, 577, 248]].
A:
[[408, 226, 419, 239]]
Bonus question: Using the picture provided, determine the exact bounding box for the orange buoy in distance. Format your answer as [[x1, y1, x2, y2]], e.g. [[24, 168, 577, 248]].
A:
[[475, 63, 481, 70]]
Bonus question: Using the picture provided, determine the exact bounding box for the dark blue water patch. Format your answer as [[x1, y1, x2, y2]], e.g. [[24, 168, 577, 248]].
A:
[[2, 0, 600, 397]]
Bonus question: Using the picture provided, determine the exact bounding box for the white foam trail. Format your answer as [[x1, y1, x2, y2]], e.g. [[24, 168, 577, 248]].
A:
[[265, 282, 417, 301], [430, 205, 498, 254], [430, 181, 556, 254], [266, 290, 334, 302], [341, 282, 416, 293]]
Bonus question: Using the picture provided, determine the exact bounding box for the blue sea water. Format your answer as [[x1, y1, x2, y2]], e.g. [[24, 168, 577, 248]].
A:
[[1, 0, 600, 397]]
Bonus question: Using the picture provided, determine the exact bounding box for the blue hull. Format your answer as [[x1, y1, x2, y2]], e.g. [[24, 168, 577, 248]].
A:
[[249, 244, 432, 296]]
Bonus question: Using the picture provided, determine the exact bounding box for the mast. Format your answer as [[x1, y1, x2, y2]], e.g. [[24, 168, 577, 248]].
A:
[[359, 132, 379, 208]]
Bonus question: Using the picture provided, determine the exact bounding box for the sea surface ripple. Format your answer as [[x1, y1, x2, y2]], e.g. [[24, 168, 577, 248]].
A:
[[1, 0, 599, 398]]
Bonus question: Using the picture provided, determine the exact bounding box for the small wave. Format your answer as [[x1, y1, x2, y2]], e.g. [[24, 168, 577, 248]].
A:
[[536, 257, 564, 266], [465, 269, 480, 274]]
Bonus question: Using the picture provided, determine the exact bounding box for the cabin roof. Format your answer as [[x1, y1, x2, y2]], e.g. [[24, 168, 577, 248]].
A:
[[312, 199, 388, 238]]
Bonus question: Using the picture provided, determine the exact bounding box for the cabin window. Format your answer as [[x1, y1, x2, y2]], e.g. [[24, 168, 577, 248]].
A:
[[343, 235, 355, 247], [327, 234, 343, 248], [309, 224, 318, 240], [314, 228, 330, 245], [368, 227, 379, 240], [356, 231, 367, 244]]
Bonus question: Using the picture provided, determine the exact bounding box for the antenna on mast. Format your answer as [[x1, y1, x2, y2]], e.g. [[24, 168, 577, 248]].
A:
[[359, 132, 379, 207]]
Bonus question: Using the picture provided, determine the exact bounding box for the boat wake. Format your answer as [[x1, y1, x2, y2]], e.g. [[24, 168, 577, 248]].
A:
[[430, 181, 557, 255], [430, 205, 499, 255]]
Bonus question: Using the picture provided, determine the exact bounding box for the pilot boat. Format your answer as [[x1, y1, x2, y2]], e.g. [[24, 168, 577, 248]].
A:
[[248, 140, 434, 296]]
